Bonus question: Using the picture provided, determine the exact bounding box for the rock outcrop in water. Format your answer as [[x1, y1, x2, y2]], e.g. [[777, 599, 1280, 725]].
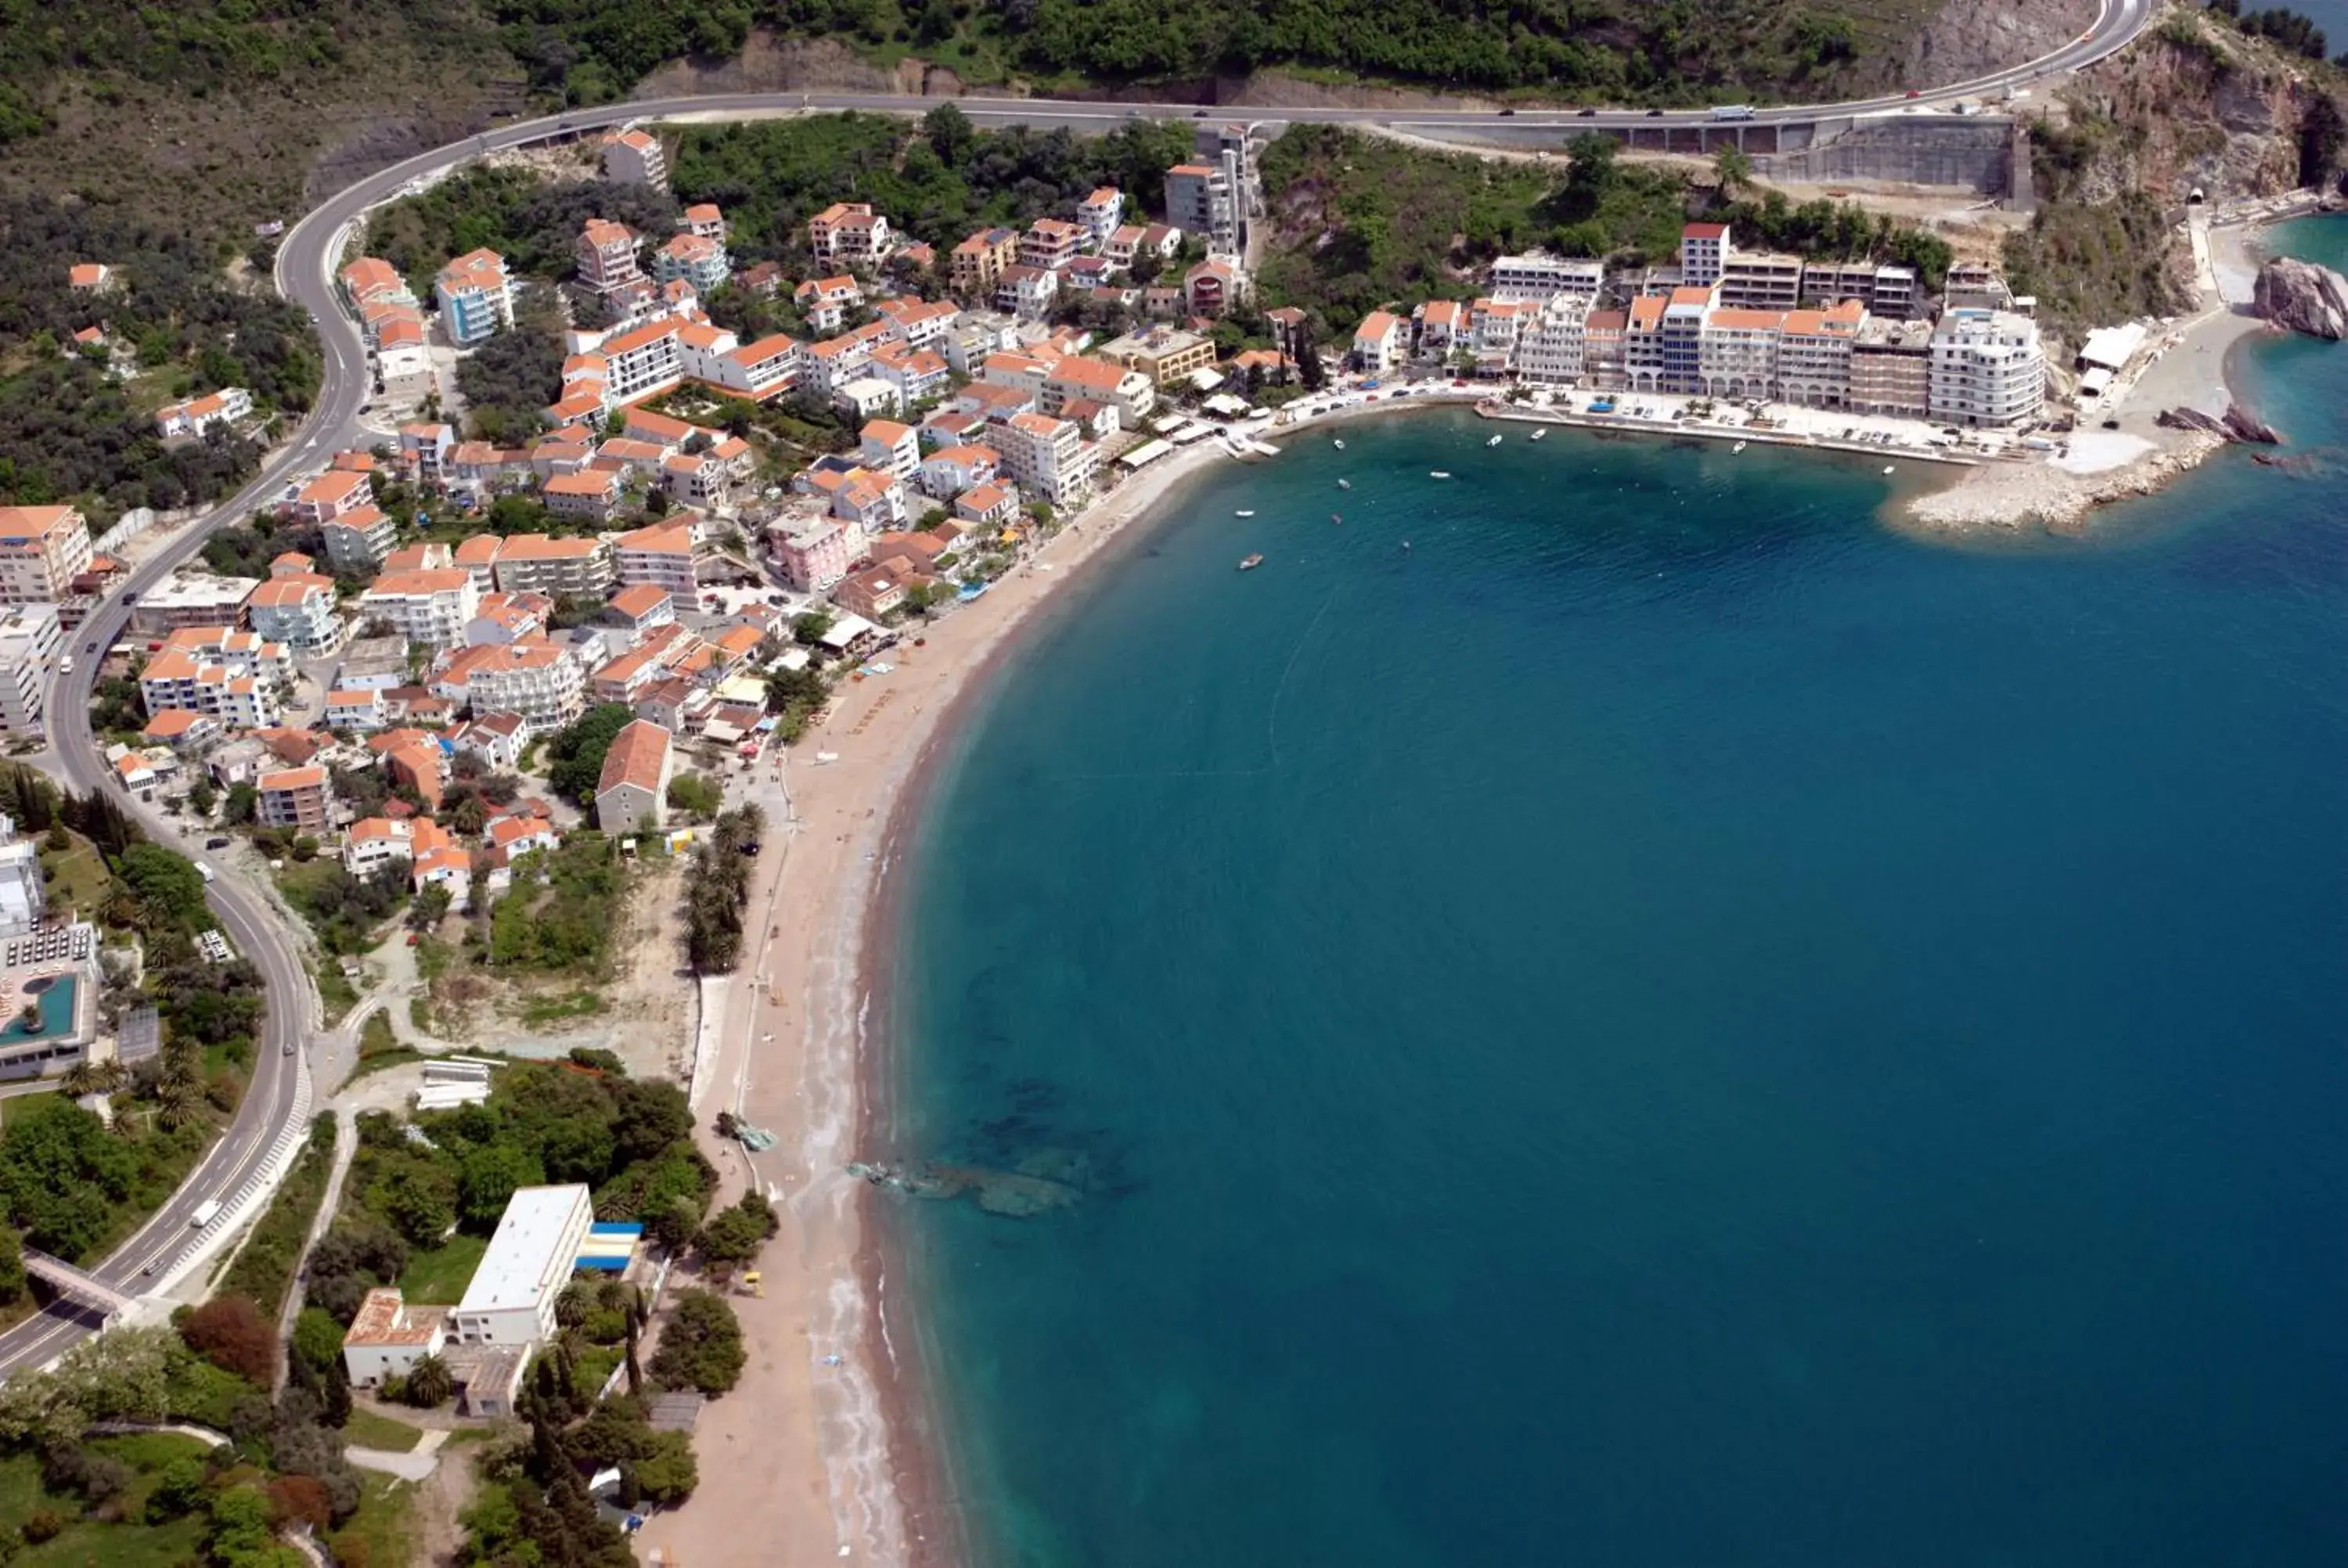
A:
[[2251, 257, 2348, 340], [2156, 403, 2283, 444]]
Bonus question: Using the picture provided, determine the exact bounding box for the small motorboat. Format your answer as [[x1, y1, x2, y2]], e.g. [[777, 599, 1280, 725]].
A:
[[1333, 437, 1346, 450], [1238, 553, 1264, 571], [1429, 470, 1453, 479], [1486, 434, 1504, 447], [1529, 429, 1547, 442], [1330, 513, 1343, 524], [1882, 465, 1895, 474], [1401, 540, 1412, 551], [1234, 509, 1255, 517], [1337, 478, 1352, 490], [1733, 441, 1747, 454]]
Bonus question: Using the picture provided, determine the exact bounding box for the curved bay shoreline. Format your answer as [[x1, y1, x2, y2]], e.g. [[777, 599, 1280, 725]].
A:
[[644, 218, 2329, 1568]]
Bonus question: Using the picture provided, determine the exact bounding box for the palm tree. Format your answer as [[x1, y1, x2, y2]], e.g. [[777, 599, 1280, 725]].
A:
[[154, 1071, 201, 1131], [59, 1060, 99, 1097]]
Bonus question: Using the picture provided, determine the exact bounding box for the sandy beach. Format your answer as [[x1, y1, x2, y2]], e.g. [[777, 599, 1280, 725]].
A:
[[639, 423, 1250, 1568]]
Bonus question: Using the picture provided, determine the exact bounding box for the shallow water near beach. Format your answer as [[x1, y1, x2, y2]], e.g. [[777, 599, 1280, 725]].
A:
[[881, 227, 2348, 1567]]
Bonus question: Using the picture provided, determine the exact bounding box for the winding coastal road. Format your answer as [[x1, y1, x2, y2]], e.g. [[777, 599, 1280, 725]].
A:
[[0, 0, 2152, 1382]]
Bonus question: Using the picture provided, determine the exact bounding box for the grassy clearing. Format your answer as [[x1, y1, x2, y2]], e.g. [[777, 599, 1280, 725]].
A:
[[37, 833, 112, 922], [517, 990, 607, 1027], [0, 1091, 62, 1127], [399, 1232, 487, 1304], [0, 1435, 214, 1568], [359, 1010, 399, 1059], [340, 1404, 426, 1453], [316, 958, 362, 1027], [326, 1469, 422, 1568]]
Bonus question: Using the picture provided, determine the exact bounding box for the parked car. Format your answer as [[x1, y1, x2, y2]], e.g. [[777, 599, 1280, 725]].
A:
[[205, 836, 230, 849]]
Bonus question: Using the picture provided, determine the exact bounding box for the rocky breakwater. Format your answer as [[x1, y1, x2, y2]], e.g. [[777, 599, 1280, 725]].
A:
[[2156, 402, 2283, 443], [2252, 256, 2348, 340]]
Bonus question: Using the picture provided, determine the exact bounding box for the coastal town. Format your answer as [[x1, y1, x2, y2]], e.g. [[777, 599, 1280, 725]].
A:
[[0, 35, 2343, 1559]]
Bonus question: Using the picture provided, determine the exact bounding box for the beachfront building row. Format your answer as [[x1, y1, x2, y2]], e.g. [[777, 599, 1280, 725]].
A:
[[1378, 282, 2044, 426]]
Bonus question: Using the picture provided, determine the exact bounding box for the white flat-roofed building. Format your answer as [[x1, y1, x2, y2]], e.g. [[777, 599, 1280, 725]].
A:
[[1718, 250, 1806, 312], [1697, 307, 1785, 400], [1514, 292, 1594, 385], [341, 1287, 447, 1387], [0, 605, 60, 732], [358, 569, 480, 650], [1929, 309, 2046, 427], [1489, 252, 1605, 304], [452, 1184, 595, 1347]]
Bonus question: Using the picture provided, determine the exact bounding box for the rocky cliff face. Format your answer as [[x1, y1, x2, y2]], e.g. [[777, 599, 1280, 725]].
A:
[[2252, 255, 2348, 337], [2044, 15, 2346, 207], [1908, 0, 2100, 88]]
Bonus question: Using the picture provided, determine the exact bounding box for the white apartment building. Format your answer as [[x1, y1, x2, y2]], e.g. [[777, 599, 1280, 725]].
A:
[[1078, 187, 1124, 250], [614, 521, 697, 593], [1680, 223, 1733, 286], [358, 568, 481, 650], [603, 128, 666, 185], [1489, 252, 1606, 304], [435, 249, 516, 347], [1928, 309, 2046, 427], [1698, 307, 1785, 400], [431, 639, 585, 732], [809, 202, 892, 268], [996, 413, 1098, 509], [1775, 300, 1867, 408], [0, 605, 60, 732], [859, 420, 922, 484], [1514, 292, 1594, 385], [0, 506, 94, 606], [575, 219, 644, 297], [597, 318, 684, 403], [322, 505, 398, 576], [452, 1185, 596, 1347], [485, 535, 614, 598], [1163, 164, 1236, 255], [1019, 218, 1083, 272], [1718, 251, 1806, 312], [653, 232, 730, 294], [156, 387, 253, 439], [244, 574, 348, 660]]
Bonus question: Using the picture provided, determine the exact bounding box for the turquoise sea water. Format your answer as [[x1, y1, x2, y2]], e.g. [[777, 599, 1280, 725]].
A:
[[886, 232, 2348, 1566]]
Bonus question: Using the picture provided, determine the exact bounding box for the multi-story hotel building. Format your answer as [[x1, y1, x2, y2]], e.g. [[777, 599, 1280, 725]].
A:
[[358, 569, 480, 650], [995, 413, 1098, 509], [1696, 307, 1784, 400], [1849, 318, 1935, 417], [575, 220, 644, 297], [0, 506, 93, 606], [1928, 309, 2046, 427], [1514, 292, 1594, 386], [434, 249, 515, 346]]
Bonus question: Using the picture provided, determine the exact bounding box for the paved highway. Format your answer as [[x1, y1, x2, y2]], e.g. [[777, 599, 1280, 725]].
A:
[[0, 0, 2152, 1379]]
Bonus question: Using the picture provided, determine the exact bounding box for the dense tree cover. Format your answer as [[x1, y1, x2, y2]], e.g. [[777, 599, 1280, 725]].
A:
[[455, 309, 568, 444], [2001, 189, 2188, 344], [670, 110, 1192, 261], [343, 1061, 714, 1266], [282, 861, 409, 954], [202, 513, 326, 578], [487, 833, 625, 971], [546, 703, 637, 804], [647, 1286, 745, 1396], [180, 1294, 279, 1384], [486, 0, 758, 104], [0, 1097, 138, 1258], [116, 842, 211, 926], [0, 193, 318, 516], [684, 804, 763, 974], [1255, 125, 1954, 334], [362, 166, 679, 294], [694, 1188, 777, 1270]]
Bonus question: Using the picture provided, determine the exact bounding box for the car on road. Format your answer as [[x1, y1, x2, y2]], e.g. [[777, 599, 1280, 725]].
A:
[[82, 641, 96, 654], [121, 591, 138, 604], [283, 1042, 295, 1056], [1578, 108, 1597, 117], [1191, 108, 1207, 117], [1906, 89, 1921, 98], [1500, 107, 1517, 117], [1646, 108, 1665, 117]]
